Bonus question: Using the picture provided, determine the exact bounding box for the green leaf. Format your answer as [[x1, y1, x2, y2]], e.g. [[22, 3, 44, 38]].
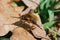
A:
[[52, 29, 57, 40], [38, 8, 40, 14], [48, 27, 57, 40], [40, 0, 47, 10], [46, 0, 51, 8], [43, 21, 56, 30], [54, 32, 58, 40], [48, 10, 54, 22], [11, 2, 17, 7], [54, 9, 60, 12], [0, 37, 9, 40]]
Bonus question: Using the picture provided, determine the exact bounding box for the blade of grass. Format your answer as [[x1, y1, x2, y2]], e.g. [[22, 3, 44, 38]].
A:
[[54, 9, 60, 12], [40, 0, 47, 10], [46, 0, 51, 8], [48, 10, 54, 22], [43, 21, 56, 30]]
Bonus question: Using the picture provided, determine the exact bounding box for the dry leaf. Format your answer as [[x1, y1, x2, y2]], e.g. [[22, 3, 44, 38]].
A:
[[57, 28, 60, 36], [31, 25, 46, 38], [31, 0, 40, 4], [0, 1, 21, 36], [20, 8, 31, 16], [0, 23, 18, 36], [22, 0, 38, 9], [7, 25, 18, 32], [0, 0, 20, 4], [10, 27, 36, 40], [0, 25, 10, 36], [0, 1, 23, 24]]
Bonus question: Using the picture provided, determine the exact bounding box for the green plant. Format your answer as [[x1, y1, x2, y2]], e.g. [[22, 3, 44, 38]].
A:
[[0, 37, 9, 40], [37, 0, 60, 40]]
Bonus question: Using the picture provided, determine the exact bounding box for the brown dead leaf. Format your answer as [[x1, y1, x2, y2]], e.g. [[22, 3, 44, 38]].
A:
[[0, 1, 25, 24], [31, 25, 46, 38], [6, 25, 18, 32], [0, 21, 18, 36], [0, 0, 20, 4], [57, 28, 60, 36], [42, 38, 47, 40], [31, 0, 40, 4], [10, 27, 36, 40], [0, 25, 10, 36], [22, 0, 39, 9], [0, 0, 24, 36], [20, 8, 31, 16]]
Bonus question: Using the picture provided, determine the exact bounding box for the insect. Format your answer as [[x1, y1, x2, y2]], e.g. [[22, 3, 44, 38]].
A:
[[0, 0, 49, 40]]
